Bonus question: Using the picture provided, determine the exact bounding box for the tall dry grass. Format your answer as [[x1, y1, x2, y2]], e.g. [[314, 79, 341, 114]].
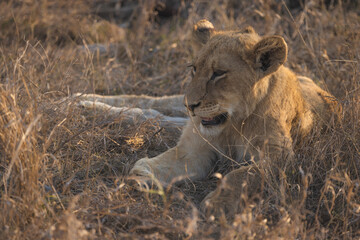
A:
[[0, 0, 359, 239]]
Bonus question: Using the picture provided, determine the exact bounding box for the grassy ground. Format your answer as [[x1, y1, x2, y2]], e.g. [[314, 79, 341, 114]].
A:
[[0, 0, 359, 239]]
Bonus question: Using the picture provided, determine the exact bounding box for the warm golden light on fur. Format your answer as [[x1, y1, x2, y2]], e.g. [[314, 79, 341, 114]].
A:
[[130, 19, 341, 218]]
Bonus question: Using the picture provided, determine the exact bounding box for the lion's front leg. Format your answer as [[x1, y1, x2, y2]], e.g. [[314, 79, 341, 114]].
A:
[[201, 165, 262, 219], [130, 122, 216, 186]]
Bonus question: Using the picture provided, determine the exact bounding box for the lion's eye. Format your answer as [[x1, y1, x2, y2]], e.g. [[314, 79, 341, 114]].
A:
[[190, 65, 196, 77], [210, 70, 227, 81]]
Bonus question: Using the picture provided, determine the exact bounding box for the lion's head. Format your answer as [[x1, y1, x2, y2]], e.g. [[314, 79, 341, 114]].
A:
[[185, 20, 288, 135]]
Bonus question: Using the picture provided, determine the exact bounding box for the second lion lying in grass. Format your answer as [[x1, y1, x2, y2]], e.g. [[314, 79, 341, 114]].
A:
[[79, 20, 340, 218]]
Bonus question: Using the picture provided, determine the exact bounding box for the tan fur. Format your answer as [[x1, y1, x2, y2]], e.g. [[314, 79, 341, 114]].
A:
[[130, 20, 340, 217], [74, 93, 186, 117]]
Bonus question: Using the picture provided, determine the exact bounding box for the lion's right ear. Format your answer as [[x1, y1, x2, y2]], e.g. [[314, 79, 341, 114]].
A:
[[192, 19, 215, 52], [251, 36, 288, 78]]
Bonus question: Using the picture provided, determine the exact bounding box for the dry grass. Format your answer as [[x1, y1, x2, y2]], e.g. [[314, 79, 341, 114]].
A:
[[0, 0, 359, 239]]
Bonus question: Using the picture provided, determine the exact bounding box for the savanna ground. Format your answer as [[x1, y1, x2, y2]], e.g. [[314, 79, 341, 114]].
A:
[[0, 0, 359, 239]]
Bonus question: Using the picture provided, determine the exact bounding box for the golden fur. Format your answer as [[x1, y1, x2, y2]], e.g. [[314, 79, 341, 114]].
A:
[[129, 20, 340, 217]]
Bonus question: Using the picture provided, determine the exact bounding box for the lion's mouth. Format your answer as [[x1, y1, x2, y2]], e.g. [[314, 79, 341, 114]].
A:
[[200, 113, 228, 126]]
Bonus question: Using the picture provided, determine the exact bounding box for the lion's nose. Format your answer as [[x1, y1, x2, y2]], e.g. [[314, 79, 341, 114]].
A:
[[186, 102, 200, 112]]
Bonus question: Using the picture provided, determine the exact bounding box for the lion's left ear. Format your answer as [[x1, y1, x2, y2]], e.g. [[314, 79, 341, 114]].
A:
[[252, 36, 287, 78], [192, 19, 215, 52]]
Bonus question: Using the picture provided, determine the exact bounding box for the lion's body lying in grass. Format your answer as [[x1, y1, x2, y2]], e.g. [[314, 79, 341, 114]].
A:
[[78, 20, 340, 217]]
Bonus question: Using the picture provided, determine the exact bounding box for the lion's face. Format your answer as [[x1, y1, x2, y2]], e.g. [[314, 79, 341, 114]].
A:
[[185, 36, 257, 135], [185, 20, 288, 136]]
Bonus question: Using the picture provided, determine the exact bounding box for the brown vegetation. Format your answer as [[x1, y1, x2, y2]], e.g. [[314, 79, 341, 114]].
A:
[[0, 0, 359, 239]]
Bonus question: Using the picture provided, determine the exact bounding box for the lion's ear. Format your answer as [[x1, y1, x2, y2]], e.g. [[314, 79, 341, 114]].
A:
[[192, 19, 215, 52], [252, 36, 287, 77]]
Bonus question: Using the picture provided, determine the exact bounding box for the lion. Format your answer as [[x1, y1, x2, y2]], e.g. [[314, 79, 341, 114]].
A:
[[72, 20, 339, 216], [127, 19, 340, 217]]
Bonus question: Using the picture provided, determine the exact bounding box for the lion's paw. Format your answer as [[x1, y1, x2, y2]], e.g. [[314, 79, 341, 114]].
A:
[[129, 158, 166, 189], [129, 157, 153, 177], [200, 185, 239, 220]]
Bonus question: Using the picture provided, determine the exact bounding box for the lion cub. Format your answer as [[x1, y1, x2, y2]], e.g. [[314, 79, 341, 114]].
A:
[[130, 20, 340, 217]]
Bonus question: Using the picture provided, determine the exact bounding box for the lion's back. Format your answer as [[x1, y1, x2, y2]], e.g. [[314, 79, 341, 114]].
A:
[[298, 76, 341, 129]]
